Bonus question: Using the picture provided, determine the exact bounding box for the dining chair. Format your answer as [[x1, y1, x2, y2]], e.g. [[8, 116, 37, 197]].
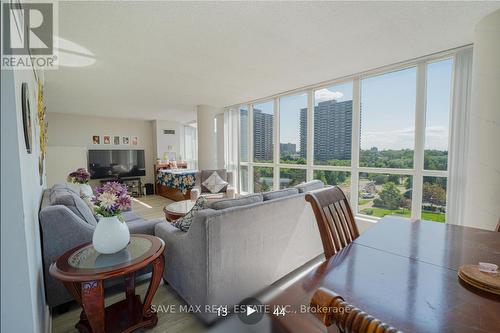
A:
[[305, 186, 359, 259], [496, 218, 500, 232], [310, 287, 402, 333]]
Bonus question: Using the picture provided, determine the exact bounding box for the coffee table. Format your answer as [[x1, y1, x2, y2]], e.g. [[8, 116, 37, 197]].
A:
[[163, 199, 195, 222], [49, 234, 165, 333]]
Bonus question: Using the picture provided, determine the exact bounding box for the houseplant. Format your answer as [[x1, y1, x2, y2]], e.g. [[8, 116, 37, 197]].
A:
[[92, 182, 132, 254], [67, 168, 93, 197]]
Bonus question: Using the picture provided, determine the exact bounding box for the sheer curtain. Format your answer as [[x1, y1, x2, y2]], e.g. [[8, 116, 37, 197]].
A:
[[184, 124, 198, 169], [447, 48, 473, 226], [224, 108, 240, 190]]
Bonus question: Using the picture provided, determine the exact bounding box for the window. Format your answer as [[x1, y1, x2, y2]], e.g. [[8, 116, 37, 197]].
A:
[[280, 168, 306, 189], [425, 59, 452, 171], [360, 68, 416, 169], [240, 165, 249, 193], [358, 173, 412, 218], [280, 93, 307, 164], [240, 106, 249, 163], [183, 124, 197, 169], [253, 166, 273, 192], [313, 170, 351, 198], [314, 82, 353, 166], [231, 51, 457, 223], [422, 176, 447, 223], [253, 101, 274, 163]]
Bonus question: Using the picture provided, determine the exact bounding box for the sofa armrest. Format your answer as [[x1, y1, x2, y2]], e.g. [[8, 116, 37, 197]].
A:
[[127, 218, 163, 235], [190, 187, 200, 200]]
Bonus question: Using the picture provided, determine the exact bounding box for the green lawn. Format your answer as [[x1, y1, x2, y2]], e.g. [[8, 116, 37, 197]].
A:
[[358, 199, 371, 205], [360, 207, 445, 223], [421, 211, 446, 223], [360, 207, 411, 218]]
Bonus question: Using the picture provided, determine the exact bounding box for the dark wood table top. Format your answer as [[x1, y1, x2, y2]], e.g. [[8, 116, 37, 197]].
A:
[[49, 234, 165, 282], [269, 217, 500, 333]]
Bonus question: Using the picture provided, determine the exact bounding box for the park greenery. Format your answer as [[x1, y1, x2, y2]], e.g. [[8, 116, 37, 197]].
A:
[[253, 148, 447, 222]]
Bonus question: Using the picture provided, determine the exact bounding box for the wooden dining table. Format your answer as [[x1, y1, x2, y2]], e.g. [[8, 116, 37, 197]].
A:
[[268, 216, 500, 333]]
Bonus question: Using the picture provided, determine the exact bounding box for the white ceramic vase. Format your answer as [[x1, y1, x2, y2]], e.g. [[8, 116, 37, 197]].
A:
[[92, 216, 130, 254]]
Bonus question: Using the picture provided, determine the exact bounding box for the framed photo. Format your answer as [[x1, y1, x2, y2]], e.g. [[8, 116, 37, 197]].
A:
[[103, 135, 111, 144], [122, 136, 130, 145], [131, 136, 138, 146], [92, 135, 100, 144], [113, 136, 120, 145], [21, 83, 32, 154]]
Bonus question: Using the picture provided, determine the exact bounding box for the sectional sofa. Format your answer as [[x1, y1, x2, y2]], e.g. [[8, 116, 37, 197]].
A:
[[155, 180, 325, 323]]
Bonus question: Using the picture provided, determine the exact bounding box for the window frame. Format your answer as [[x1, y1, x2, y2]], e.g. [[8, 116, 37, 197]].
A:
[[233, 50, 459, 221]]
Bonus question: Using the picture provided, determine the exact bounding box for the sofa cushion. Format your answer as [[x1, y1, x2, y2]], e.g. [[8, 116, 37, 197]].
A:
[[52, 183, 79, 195], [50, 189, 97, 226], [262, 188, 299, 201], [201, 169, 228, 193], [173, 197, 208, 232], [294, 180, 324, 193], [207, 193, 263, 210], [121, 211, 142, 223], [202, 171, 228, 194]]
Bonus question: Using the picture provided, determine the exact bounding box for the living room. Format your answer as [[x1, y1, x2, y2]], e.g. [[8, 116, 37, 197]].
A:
[[2, 1, 500, 333]]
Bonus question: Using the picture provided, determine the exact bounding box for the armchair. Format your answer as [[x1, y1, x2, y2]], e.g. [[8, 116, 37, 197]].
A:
[[190, 169, 236, 201]]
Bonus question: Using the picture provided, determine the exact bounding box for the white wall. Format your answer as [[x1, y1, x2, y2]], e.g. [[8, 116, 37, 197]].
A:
[[46, 112, 156, 185], [463, 9, 500, 230], [1, 68, 48, 333], [153, 120, 184, 161]]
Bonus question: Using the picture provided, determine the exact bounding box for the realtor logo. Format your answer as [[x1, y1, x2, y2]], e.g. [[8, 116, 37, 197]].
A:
[[1, 2, 58, 69]]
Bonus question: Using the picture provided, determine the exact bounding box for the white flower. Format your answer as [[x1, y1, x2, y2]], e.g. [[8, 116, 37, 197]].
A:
[[98, 192, 117, 209]]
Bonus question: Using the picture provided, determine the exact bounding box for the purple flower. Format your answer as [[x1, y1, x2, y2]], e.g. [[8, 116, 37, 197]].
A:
[[67, 168, 90, 184], [93, 181, 132, 217]]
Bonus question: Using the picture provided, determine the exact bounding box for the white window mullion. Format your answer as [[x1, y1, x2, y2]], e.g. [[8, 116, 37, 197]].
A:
[[273, 98, 280, 190], [248, 105, 254, 192], [306, 89, 314, 181], [412, 63, 427, 220], [351, 78, 361, 213]]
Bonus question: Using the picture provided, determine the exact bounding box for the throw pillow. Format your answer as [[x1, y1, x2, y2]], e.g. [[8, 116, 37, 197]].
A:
[[173, 197, 207, 232], [202, 171, 228, 194], [201, 169, 228, 193], [294, 180, 324, 193]]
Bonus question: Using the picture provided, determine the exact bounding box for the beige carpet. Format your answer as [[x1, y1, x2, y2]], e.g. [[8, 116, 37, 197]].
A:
[[131, 194, 174, 221]]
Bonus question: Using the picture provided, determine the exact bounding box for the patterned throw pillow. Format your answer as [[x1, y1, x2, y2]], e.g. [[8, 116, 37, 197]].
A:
[[173, 197, 207, 232], [201, 171, 228, 194]]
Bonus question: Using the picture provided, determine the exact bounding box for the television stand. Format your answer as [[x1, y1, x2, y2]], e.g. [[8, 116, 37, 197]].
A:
[[99, 177, 143, 197]]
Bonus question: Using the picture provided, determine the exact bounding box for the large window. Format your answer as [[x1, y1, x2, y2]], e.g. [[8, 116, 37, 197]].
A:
[[233, 51, 456, 222], [360, 68, 416, 169], [280, 93, 307, 164], [253, 101, 274, 163]]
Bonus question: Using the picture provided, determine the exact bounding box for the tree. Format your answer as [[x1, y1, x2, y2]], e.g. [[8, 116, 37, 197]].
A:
[[373, 182, 402, 210], [422, 183, 446, 208]]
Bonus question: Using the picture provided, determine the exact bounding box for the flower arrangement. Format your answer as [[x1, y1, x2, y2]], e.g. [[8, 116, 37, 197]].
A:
[[67, 168, 90, 184], [93, 182, 132, 218]]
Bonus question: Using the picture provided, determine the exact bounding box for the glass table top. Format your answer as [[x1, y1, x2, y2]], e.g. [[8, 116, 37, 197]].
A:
[[68, 236, 152, 269], [166, 200, 195, 214]]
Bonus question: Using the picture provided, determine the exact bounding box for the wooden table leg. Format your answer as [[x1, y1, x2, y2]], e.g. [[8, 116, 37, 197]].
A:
[[142, 256, 165, 322], [81, 280, 105, 333]]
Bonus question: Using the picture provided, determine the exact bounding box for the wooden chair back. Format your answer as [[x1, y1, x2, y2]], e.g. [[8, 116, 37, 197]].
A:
[[305, 186, 359, 259], [310, 287, 402, 333], [496, 218, 500, 232]]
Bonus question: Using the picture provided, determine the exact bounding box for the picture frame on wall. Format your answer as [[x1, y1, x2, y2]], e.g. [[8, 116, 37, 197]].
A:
[[92, 135, 100, 144], [103, 135, 111, 144], [21, 82, 32, 154], [131, 136, 138, 146], [122, 136, 130, 145], [113, 136, 120, 145]]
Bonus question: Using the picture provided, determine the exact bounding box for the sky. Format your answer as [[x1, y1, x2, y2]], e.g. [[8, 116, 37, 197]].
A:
[[271, 58, 452, 151]]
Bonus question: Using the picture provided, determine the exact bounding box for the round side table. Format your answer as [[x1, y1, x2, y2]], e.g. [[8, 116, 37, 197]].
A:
[[49, 234, 165, 333], [163, 199, 195, 222]]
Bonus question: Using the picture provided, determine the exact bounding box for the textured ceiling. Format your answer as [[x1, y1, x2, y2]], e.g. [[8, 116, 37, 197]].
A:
[[45, 1, 500, 122]]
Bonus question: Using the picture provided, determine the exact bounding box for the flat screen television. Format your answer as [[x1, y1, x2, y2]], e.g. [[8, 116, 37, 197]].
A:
[[88, 149, 146, 179]]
